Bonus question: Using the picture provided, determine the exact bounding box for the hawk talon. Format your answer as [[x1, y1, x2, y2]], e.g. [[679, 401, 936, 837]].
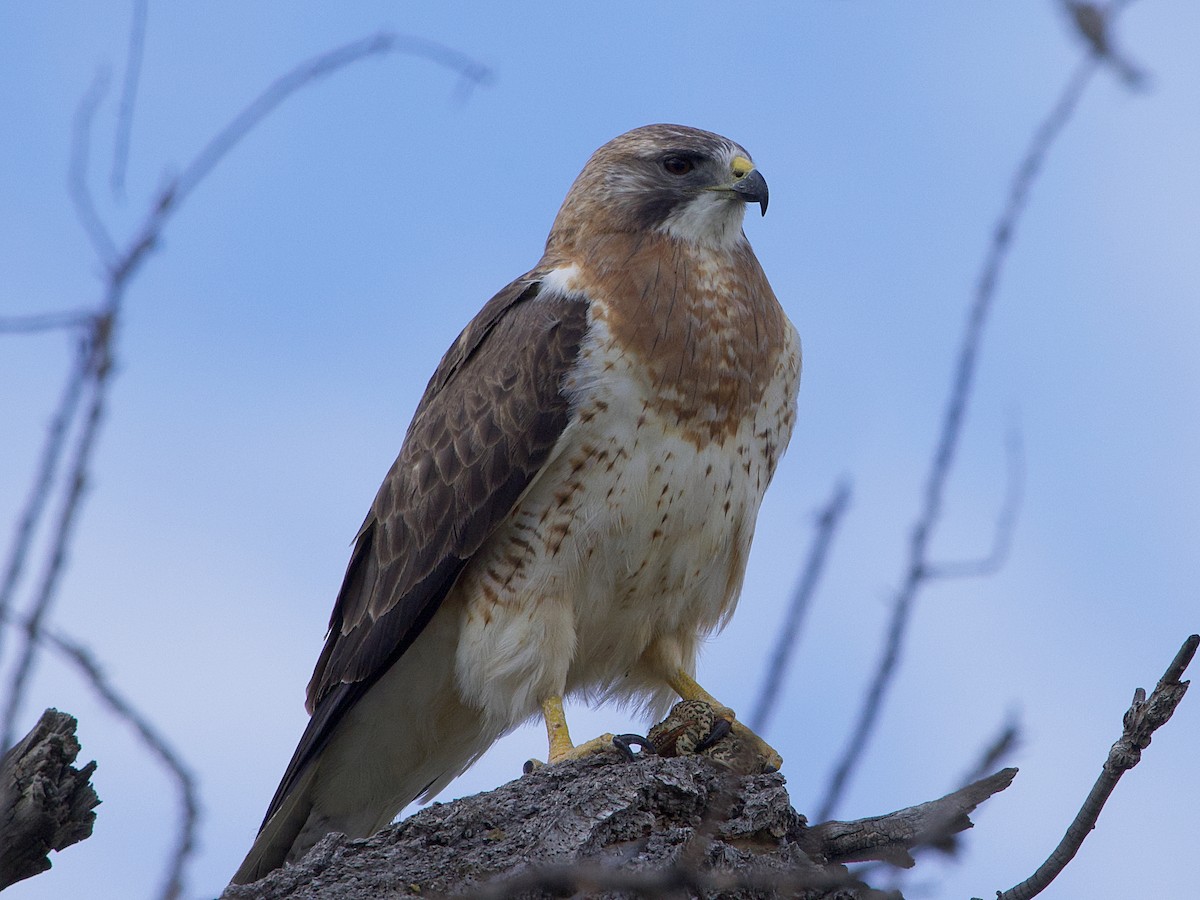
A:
[[693, 717, 732, 753], [666, 672, 784, 771], [612, 733, 656, 762], [522, 758, 544, 775]]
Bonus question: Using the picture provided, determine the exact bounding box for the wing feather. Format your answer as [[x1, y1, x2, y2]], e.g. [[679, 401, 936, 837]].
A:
[[257, 274, 589, 829]]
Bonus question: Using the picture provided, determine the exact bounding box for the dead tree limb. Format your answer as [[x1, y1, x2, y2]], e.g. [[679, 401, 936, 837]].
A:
[[991, 633, 1197, 900], [220, 754, 1015, 900], [0, 708, 99, 890], [806, 767, 1017, 871], [807, 768, 1018, 870]]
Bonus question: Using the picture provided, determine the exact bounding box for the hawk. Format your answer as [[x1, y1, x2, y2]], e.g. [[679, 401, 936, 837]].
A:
[[232, 124, 801, 884]]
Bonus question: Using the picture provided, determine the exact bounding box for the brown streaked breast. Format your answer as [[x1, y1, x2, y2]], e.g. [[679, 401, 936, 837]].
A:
[[566, 231, 791, 446]]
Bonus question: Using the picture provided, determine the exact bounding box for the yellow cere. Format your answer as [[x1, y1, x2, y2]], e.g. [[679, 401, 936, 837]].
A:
[[730, 156, 754, 178]]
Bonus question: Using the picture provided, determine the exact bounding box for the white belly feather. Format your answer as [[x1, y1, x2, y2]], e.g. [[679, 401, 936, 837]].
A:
[[453, 310, 800, 732]]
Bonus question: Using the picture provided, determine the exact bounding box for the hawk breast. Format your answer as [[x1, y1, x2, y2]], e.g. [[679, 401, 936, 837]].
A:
[[452, 245, 801, 726]]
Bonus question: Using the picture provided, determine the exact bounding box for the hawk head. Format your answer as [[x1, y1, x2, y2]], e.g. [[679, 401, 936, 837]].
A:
[[548, 124, 769, 250]]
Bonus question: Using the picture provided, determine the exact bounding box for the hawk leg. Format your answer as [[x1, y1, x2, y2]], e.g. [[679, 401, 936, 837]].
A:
[[539, 695, 618, 763], [667, 670, 783, 771]]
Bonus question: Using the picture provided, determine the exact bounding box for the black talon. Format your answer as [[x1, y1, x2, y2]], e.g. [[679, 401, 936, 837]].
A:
[[693, 717, 733, 753], [612, 733, 655, 761]]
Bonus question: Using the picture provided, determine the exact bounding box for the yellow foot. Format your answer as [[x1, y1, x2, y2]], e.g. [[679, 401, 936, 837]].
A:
[[537, 695, 620, 766], [667, 671, 783, 772], [548, 732, 618, 764]]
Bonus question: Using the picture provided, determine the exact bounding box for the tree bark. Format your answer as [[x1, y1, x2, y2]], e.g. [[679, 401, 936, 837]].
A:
[[0, 708, 99, 890], [222, 752, 1014, 900]]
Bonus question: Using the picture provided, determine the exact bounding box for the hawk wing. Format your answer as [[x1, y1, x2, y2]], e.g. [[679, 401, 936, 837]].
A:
[[258, 274, 589, 829]]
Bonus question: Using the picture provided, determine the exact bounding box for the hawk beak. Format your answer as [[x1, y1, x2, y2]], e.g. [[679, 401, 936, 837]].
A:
[[731, 168, 769, 216]]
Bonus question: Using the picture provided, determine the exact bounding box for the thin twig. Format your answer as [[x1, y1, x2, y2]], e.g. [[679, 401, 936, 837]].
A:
[[673, 768, 740, 888], [0, 345, 91, 668], [748, 479, 851, 734], [67, 70, 119, 269], [926, 425, 1023, 580], [816, 48, 1108, 823], [104, 32, 493, 298], [110, 0, 149, 199], [0, 607, 200, 900], [170, 32, 492, 208], [993, 634, 1197, 900], [958, 714, 1021, 790], [1, 314, 114, 750], [0, 309, 96, 334], [43, 627, 200, 900], [1062, 0, 1148, 88]]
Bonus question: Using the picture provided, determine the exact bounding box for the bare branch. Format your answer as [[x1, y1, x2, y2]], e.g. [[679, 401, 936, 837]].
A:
[[850, 715, 1022, 890], [1, 315, 114, 750], [958, 714, 1021, 791], [67, 70, 119, 268], [925, 425, 1023, 580], [104, 31, 493, 301], [806, 767, 1017, 869], [0, 309, 96, 334], [110, 0, 149, 198], [0, 348, 91, 667], [993, 634, 1196, 900], [170, 32, 492, 209], [39, 627, 200, 900], [1062, 0, 1148, 88], [925, 715, 1022, 866], [816, 41, 1111, 823], [0, 609, 200, 900], [749, 479, 852, 734]]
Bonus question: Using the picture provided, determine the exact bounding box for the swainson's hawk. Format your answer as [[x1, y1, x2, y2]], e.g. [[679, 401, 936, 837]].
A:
[[232, 124, 801, 884]]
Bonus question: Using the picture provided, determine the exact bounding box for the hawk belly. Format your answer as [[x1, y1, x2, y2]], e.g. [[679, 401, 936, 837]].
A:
[[453, 309, 801, 733]]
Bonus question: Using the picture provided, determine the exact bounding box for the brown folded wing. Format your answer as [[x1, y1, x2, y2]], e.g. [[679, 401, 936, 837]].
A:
[[258, 275, 589, 829]]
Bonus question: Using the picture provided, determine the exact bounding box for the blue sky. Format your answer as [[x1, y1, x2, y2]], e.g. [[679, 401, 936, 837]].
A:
[[1, 2, 1197, 898]]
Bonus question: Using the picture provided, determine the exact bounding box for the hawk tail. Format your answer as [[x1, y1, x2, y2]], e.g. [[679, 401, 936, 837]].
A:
[[230, 763, 320, 885]]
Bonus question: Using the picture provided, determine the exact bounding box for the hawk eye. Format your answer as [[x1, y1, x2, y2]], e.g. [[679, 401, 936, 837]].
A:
[[662, 155, 694, 176]]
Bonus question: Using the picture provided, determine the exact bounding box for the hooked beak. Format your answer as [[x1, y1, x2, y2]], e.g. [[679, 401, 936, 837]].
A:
[[731, 168, 769, 216]]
